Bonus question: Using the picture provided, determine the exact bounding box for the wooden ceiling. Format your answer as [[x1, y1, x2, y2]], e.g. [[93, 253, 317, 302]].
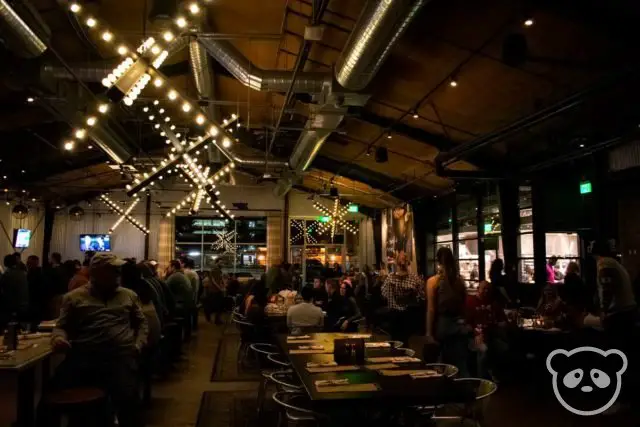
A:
[[1, 0, 639, 207]]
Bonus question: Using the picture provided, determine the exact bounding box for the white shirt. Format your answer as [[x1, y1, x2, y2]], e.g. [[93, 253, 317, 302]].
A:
[[287, 302, 324, 328]]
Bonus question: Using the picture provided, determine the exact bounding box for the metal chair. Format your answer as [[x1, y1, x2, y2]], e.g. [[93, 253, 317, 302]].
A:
[[433, 378, 498, 427], [272, 391, 324, 427], [423, 363, 459, 378], [267, 353, 292, 369], [396, 348, 416, 357], [389, 340, 404, 349]]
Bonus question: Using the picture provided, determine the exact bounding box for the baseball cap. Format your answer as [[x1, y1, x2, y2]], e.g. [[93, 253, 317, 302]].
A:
[[90, 253, 126, 269]]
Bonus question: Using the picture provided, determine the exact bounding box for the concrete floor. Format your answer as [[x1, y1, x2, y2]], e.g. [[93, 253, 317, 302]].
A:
[[144, 318, 260, 427]]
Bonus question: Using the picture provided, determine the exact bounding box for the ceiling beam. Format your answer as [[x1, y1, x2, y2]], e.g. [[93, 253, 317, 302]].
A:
[[311, 155, 430, 201]]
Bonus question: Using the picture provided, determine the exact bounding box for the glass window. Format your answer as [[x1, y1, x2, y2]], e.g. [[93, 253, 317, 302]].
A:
[[459, 239, 480, 282], [457, 195, 477, 236], [175, 216, 267, 274], [517, 185, 534, 282], [546, 233, 580, 282]]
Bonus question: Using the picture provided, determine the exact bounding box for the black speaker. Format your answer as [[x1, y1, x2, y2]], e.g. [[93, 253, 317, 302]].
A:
[[375, 147, 388, 163], [329, 187, 339, 198]]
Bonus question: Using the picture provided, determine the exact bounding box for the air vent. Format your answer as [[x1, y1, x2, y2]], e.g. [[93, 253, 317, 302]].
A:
[[609, 140, 640, 172]]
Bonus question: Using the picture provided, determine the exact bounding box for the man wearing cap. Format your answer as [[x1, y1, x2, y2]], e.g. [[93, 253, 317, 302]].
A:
[[48, 253, 148, 427]]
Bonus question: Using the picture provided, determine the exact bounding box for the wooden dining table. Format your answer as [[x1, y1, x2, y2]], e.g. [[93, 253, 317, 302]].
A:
[[276, 332, 474, 408], [0, 336, 55, 427]]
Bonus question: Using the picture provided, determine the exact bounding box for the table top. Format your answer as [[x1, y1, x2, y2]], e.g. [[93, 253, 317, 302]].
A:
[[276, 333, 473, 405], [0, 337, 52, 372]]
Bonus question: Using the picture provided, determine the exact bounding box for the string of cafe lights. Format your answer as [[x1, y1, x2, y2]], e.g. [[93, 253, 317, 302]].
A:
[[62, 1, 238, 173], [313, 199, 358, 239], [290, 219, 317, 245], [100, 194, 148, 234], [174, 165, 234, 220], [109, 197, 140, 233]]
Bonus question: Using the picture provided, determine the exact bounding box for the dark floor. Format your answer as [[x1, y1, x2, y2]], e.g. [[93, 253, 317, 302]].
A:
[[145, 318, 640, 427]]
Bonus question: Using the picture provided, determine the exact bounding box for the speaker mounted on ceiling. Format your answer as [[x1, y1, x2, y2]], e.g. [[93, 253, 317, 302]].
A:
[[375, 147, 388, 163]]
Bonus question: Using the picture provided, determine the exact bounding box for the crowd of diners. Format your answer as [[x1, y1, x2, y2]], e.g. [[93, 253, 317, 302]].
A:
[[1, 235, 638, 425]]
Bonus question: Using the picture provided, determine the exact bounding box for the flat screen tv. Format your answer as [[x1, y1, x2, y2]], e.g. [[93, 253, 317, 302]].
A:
[[13, 229, 31, 249], [80, 234, 111, 252]]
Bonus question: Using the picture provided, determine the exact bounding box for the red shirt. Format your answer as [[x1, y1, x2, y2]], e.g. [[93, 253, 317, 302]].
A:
[[465, 294, 506, 328]]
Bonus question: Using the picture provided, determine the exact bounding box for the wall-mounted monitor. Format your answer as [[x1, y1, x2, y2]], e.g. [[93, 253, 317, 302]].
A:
[[80, 234, 111, 252], [13, 229, 31, 249]]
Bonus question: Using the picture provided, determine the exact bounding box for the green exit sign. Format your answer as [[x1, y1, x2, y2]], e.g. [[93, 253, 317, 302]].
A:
[[319, 216, 331, 223], [347, 204, 359, 213], [484, 223, 492, 233], [580, 181, 592, 195]]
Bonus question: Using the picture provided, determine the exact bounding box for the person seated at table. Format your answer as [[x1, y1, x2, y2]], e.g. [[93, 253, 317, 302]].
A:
[[537, 285, 565, 319], [45, 254, 148, 427], [336, 280, 362, 331], [466, 281, 508, 379], [287, 286, 324, 334], [312, 276, 328, 308], [243, 278, 268, 324]]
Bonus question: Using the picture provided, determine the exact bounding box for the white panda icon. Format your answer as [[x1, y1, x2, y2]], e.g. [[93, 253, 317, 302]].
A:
[[546, 346, 627, 416]]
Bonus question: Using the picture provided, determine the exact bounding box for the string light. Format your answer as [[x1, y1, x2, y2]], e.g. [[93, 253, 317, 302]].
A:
[[75, 129, 86, 139], [168, 90, 178, 100], [117, 45, 128, 55], [64, 141, 74, 151], [100, 194, 148, 234], [449, 78, 458, 87], [195, 114, 205, 125], [188, 2, 200, 14], [153, 78, 163, 87], [176, 16, 187, 28], [86, 116, 97, 126], [86, 17, 97, 27], [98, 104, 109, 114], [181, 102, 191, 112], [163, 31, 174, 42], [101, 31, 113, 42], [69, 2, 81, 13], [524, 18, 534, 27]]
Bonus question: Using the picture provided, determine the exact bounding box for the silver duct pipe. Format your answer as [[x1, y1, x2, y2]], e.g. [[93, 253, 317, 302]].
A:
[[0, 0, 47, 57], [197, 38, 331, 93], [189, 37, 217, 119], [211, 140, 288, 168], [335, 0, 427, 91]]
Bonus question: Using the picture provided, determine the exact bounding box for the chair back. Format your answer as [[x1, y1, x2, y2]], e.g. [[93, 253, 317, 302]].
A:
[[423, 363, 458, 378], [268, 372, 303, 391], [454, 378, 498, 421], [397, 348, 416, 357], [272, 392, 320, 420], [390, 340, 403, 349], [267, 353, 291, 368]]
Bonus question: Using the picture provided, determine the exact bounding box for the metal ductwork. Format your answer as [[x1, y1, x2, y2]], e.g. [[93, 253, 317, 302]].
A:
[[197, 38, 331, 93], [211, 140, 289, 169], [0, 0, 48, 57], [335, 0, 427, 91]]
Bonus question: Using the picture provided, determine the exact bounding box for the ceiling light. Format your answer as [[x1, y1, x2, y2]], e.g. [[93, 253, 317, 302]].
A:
[[195, 114, 205, 125], [168, 90, 178, 100], [86, 17, 97, 27], [450, 79, 458, 87], [150, 45, 161, 55], [222, 138, 232, 148], [27, 97, 34, 103], [524, 18, 534, 27], [208, 126, 218, 136], [148, 115, 155, 120], [182, 102, 191, 112], [143, 107, 149, 112], [165, 117, 170, 122], [117, 45, 128, 55], [69, 3, 81, 13], [412, 113, 419, 119], [86, 116, 97, 126], [386, 133, 392, 139], [88, 145, 93, 149], [176, 16, 187, 28], [153, 78, 163, 87], [101, 31, 113, 42], [75, 129, 86, 139], [189, 2, 200, 14], [98, 104, 109, 114], [64, 141, 74, 151], [159, 108, 165, 114], [163, 31, 174, 42], [579, 144, 585, 148]]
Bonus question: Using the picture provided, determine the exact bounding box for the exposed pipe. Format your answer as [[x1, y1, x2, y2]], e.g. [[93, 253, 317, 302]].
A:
[[0, 0, 47, 57], [334, 0, 428, 91], [197, 38, 331, 93]]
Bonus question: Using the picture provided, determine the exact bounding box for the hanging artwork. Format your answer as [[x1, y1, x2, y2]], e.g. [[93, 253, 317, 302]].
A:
[[381, 204, 415, 273]]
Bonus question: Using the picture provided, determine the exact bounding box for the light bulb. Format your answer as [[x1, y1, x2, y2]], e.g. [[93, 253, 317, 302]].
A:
[[159, 109, 165, 114], [450, 79, 458, 87], [69, 3, 81, 13], [64, 141, 74, 151], [189, 2, 200, 14], [153, 100, 159, 105], [154, 124, 160, 129], [163, 31, 174, 42], [123, 97, 133, 106], [108, 73, 117, 83], [143, 107, 149, 112], [168, 90, 178, 100], [148, 115, 155, 121], [153, 78, 163, 87], [208, 126, 218, 137], [86, 17, 97, 27], [151, 45, 161, 55], [164, 117, 170, 122], [27, 97, 34, 103], [102, 78, 111, 87], [98, 104, 109, 114], [413, 113, 419, 119], [101, 31, 113, 42], [222, 138, 231, 148], [181, 102, 192, 113], [195, 114, 205, 125], [176, 16, 187, 28], [117, 45, 128, 55], [75, 129, 86, 139], [86, 116, 97, 126], [524, 18, 534, 27]]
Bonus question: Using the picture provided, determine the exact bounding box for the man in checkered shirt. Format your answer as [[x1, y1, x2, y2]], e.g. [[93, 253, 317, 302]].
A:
[[381, 251, 424, 345]]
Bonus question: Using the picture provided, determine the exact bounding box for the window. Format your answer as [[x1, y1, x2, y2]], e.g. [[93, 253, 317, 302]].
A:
[[546, 233, 580, 282], [517, 186, 534, 283], [457, 195, 479, 285], [483, 188, 504, 281], [175, 216, 267, 276]]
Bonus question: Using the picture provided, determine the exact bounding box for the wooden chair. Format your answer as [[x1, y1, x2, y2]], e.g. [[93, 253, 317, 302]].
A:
[[42, 387, 108, 427]]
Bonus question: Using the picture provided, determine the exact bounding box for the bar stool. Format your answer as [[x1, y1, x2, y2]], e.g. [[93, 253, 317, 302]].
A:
[[272, 391, 324, 427], [41, 387, 108, 427], [231, 316, 255, 366]]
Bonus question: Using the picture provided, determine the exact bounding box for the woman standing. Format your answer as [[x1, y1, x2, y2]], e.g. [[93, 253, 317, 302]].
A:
[[426, 247, 469, 377], [202, 268, 224, 324]]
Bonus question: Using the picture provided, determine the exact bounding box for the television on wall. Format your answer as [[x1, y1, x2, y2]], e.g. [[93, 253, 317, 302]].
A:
[[13, 229, 31, 249], [80, 234, 111, 252]]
